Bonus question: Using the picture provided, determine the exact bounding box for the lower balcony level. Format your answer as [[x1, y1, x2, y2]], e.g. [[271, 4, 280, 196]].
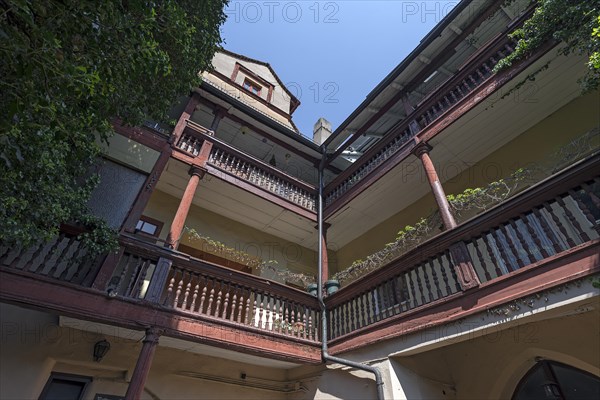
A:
[[1, 154, 599, 366]]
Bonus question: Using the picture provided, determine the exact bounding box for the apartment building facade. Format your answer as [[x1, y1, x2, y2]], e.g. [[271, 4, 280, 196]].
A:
[[1, 0, 599, 399]]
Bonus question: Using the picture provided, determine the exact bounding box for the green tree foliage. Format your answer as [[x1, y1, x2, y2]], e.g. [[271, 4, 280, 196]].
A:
[[494, 0, 600, 92], [0, 0, 227, 250]]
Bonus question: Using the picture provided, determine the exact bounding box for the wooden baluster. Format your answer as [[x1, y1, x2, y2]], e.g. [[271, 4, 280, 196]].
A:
[[475, 67, 486, 81], [421, 265, 432, 303], [543, 201, 576, 247], [48, 236, 79, 280], [266, 296, 273, 330], [198, 276, 208, 314], [556, 195, 590, 241], [207, 281, 215, 316], [173, 270, 185, 308], [296, 309, 302, 337], [215, 281, 223, 318], [230, 286, 238, 321], [308, 314, 313, 341], [406, 270, 417, 309], [455, 84, 465, 97], [165, 271, 176, 307], [444, 249, 460, 292], [287, 304, 295, 335], [190, 274, 200, 312], [473, 238, 492, 281], [358, 292, 366, 328], [237, 290, 245, 323], [45, 235, 68, 277], [482, 62, 492, 74], [509, 219, 536, 264], [283, 302, 289, 334], [489, 228, 514, 272], [428, 259, 443, 299], [244, 290, 252, 324], [46, 235, 72, 278], [413, 268, 425, 305], [570, 188, 600, 234], [222, 283, 230, 319], [522, 213, 550, 258], [23, 238, 51, 274], [380, 283, 389, 319], [278, 299, 284, 334], [350, 298, 357, 332], [468, 74, 478, 87], [481, 233, 502, 277], [499, 223, 525, 268], [533, 206, 563, 253], [438, 256, 452, 295], [258, 294, 265, 329], [182, 272, 192, 310]]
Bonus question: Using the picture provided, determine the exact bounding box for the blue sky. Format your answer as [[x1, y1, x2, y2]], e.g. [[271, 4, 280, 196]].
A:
[[221, 1, 459, 138]]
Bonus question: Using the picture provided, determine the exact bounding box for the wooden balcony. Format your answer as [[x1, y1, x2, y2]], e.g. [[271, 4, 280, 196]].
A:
[[1, 155, 598, 362], [174, 120, 317, 219], [326, 154, 600, 352]]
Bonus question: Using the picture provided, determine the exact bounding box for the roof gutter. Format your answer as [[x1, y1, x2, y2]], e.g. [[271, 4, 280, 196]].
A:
[[317, 149, 385, 400]]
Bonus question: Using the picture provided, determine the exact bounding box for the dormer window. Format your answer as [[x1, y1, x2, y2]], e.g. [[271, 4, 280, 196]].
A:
[[243, 78, 262, 96]]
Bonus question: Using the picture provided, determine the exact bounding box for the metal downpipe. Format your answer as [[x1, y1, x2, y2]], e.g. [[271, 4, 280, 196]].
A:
[[317, 149, 385, 400]]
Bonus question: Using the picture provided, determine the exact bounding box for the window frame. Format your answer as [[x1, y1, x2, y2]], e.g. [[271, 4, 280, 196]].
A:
[[135, 215, 163, 238], [38, 372, 92, 400]]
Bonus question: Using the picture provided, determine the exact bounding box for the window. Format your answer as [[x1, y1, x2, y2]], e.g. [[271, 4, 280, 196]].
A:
[[242, 78, 261, 96], [135, 216, 163, 237], [39, 373, 91, 400], [513, 360, 600, 400]]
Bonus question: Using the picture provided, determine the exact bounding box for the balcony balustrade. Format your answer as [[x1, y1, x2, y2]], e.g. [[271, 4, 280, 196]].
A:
[[105, 235, 321, 343], [176, 120, 317, 212], [324, 31, 520, 210], [326, 155, 599, 341], [0, 227, 100, 287]]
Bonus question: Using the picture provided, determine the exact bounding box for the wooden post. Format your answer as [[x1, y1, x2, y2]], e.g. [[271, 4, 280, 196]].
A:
[[144, 257, 173, 303], [165, 166, 205, 249], [413, 143, 457, 230], [412, 142, 479, 290], [316, 223, 332, 285], [172, 93, 201, 146], [210, 106, 226, 132], [121, 141, 173, 233], [125, 327, 162, 400]]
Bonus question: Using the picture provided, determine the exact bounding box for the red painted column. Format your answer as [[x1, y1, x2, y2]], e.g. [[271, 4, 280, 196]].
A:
[[125, 327, 162, 400], [320, 223, 331, 285], [165, 166, 205, 249], [413, 143, 457, 230], [413, 142, 479, 290]]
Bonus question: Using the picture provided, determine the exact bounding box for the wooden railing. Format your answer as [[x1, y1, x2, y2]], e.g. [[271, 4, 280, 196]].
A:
[[106, 235, 322, 343], [0, 227, 101, 287], [326, 155, 600, 340], [324, 33, 519, 209], [179, 121, 317, 212]]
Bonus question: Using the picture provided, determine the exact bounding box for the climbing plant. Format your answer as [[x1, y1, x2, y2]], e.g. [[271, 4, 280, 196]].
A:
[[494, 0, 600, 92]]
